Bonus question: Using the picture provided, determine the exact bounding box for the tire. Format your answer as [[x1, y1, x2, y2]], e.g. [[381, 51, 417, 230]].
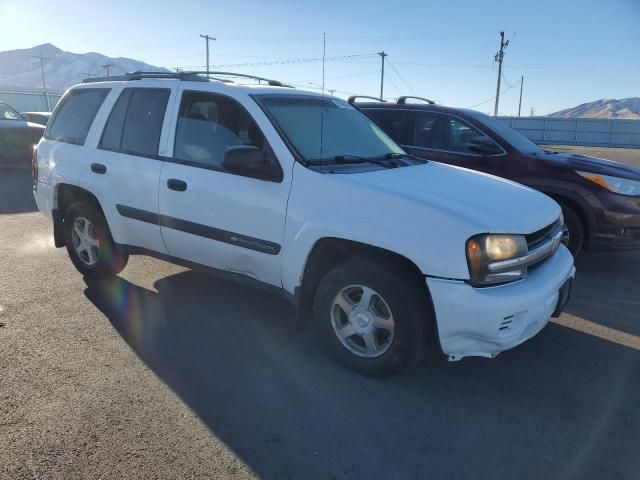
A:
[[63, 201, 128, 278], [560, 204, 584, 257], [313, 255, 431, 378]]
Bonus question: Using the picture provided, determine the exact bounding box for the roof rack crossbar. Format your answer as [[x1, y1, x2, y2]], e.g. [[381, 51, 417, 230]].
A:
[[397, 96, 435, 105], [347, 95, 386, 105]]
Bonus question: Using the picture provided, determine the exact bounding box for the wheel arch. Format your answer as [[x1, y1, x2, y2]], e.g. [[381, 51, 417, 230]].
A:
[[536, 187, 594, 249], [53, 184, 106, 247], [294, 237, 434, 331]]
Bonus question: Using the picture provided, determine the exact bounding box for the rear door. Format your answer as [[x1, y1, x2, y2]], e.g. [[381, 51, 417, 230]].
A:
[[87, 84, 176, 253], [405, 111, 504, 176], [157, 88, 290, 287]]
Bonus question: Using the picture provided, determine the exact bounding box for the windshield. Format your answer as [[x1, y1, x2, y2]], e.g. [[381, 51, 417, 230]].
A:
[[467, 110, 545, 155], [256, 94, 404, 163], [0, 103, 22, 121]]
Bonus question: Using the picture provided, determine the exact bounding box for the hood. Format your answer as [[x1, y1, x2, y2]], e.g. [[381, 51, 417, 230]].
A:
[[343, 162, 560, 234], [534, 151, 640, 181]]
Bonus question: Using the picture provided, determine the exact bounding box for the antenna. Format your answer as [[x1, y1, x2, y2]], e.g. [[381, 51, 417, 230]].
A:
[[320, 32, 326, 172]]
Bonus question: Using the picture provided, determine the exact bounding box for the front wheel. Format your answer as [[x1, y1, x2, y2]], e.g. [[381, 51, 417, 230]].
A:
[[313, 256, 431, 377], [63, 202, 128, 278]]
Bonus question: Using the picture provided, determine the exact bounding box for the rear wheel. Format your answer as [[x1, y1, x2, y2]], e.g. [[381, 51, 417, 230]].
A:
[[63, 202, 128, 278], [560, 204, 584, 257], [313, 256, 431, 377]]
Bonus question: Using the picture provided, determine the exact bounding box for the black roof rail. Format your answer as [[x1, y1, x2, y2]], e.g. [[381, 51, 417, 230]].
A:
[[82, 71, 208, 84], [81, 70, 293, 87], [347, 95, 386, 105], [185, 71, 294, 87], [397, 96, 435, 105]]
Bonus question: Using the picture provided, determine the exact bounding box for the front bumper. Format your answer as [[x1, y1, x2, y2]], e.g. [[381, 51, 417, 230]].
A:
[[427, 245, 575, 361], [589, 192, 640, 252]]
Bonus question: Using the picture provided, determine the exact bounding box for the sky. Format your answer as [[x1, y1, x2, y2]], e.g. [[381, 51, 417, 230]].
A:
[[1, 0, 638, 115]]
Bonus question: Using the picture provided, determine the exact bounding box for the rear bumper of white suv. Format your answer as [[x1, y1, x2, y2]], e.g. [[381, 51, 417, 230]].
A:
[[426, 245, 575, 361]]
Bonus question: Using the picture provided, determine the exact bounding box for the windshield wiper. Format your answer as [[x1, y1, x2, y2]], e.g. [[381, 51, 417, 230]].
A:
[[307, 154, 396, 168], [382, 152, 428, 164]]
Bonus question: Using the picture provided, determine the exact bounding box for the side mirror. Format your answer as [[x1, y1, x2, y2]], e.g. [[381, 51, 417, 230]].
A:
[[468, 135, 502, 155], [222, 145, 282, 181], [223, 145, 266, 173]]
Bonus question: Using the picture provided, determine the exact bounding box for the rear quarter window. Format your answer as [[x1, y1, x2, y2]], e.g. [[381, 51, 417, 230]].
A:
[[45, 88, 110, 145]]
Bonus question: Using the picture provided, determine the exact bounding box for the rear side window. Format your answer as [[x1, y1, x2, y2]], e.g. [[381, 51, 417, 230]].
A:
[[100, 88, 170, 157], [364, 109, 411, 145], [413, 112, 440, 148], [45, 88, 109, 145]]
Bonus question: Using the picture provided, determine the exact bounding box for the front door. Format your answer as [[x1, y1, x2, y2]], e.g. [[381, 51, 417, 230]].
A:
[[405, 112, 504, 177], [158, 88, 290, 288]]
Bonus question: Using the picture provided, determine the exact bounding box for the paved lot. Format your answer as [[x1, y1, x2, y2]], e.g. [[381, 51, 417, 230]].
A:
[[1, 159, 639, 479]]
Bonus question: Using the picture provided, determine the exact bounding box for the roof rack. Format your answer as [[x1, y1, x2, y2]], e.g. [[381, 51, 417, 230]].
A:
[[186, 71, 294, 88], [397, 96, 435, 105], [347, 95, 386, 105], [82, 70, 293, 88], [82, 71, 208, 84]]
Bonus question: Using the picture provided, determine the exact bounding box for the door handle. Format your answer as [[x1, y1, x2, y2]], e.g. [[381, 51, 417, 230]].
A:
[[91, 163, 107, 174], [167, 179, 187, 192]]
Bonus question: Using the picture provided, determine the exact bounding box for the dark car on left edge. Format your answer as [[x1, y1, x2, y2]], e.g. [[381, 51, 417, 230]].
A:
[[353, 96, 640, 256], [0, 101, 45, 168]]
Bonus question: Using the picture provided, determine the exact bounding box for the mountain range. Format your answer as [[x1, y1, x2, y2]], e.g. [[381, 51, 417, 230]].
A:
[[0, 43, 166, 90], [550, 97, 640, 119], [0, 44, 638, 120]]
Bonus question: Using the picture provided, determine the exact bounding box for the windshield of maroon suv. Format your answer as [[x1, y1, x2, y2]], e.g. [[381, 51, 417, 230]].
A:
[[467, 110, 545, 155], [256, 94, 404, 162]]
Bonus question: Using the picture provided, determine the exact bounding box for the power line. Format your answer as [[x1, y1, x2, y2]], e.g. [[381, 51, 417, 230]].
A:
[[387, 60, 415, 94], [467, 80, 520, 110], [207, 53, 378, 69]]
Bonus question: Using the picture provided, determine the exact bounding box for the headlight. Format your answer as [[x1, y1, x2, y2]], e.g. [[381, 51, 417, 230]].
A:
[[466, 234, 528, 286], [577, 171, 640, 196]]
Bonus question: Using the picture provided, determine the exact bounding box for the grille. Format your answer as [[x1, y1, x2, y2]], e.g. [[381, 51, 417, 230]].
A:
[[526, 218, 562, 251]]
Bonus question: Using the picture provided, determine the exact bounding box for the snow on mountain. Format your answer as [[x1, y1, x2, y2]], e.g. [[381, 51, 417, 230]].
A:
[[550, 98, 640, 119], [0, 43, 168, 90]]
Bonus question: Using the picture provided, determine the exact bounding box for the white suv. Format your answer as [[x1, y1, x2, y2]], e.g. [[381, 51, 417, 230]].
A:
[[33, 71, 575, 377]]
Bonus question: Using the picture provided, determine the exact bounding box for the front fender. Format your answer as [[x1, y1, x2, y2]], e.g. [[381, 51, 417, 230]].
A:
[[280, 211, 471, 294]]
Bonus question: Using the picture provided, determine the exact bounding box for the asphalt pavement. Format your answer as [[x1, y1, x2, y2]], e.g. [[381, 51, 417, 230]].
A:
[[1, 158, 639, 479]]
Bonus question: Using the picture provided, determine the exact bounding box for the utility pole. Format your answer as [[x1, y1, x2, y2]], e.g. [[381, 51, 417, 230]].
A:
[[328, 89, 336, 96], [493, 31, 509, 116], [200, 34, 216, 76], [378, 51, 388, 101], [33, 53, 51, 112], [517, 75, 524, 117], [530, 107, 535, 117], [102, 63, 114, 76]]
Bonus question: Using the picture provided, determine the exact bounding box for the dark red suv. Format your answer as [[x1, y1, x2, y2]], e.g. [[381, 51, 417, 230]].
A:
[[355, 96, 640, 256]]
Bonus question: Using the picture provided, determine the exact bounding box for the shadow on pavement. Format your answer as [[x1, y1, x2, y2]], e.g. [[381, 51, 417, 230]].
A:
[[84, 270, 640, 480], [566, 251, 640, 336], [0, 168, 37, 214]]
